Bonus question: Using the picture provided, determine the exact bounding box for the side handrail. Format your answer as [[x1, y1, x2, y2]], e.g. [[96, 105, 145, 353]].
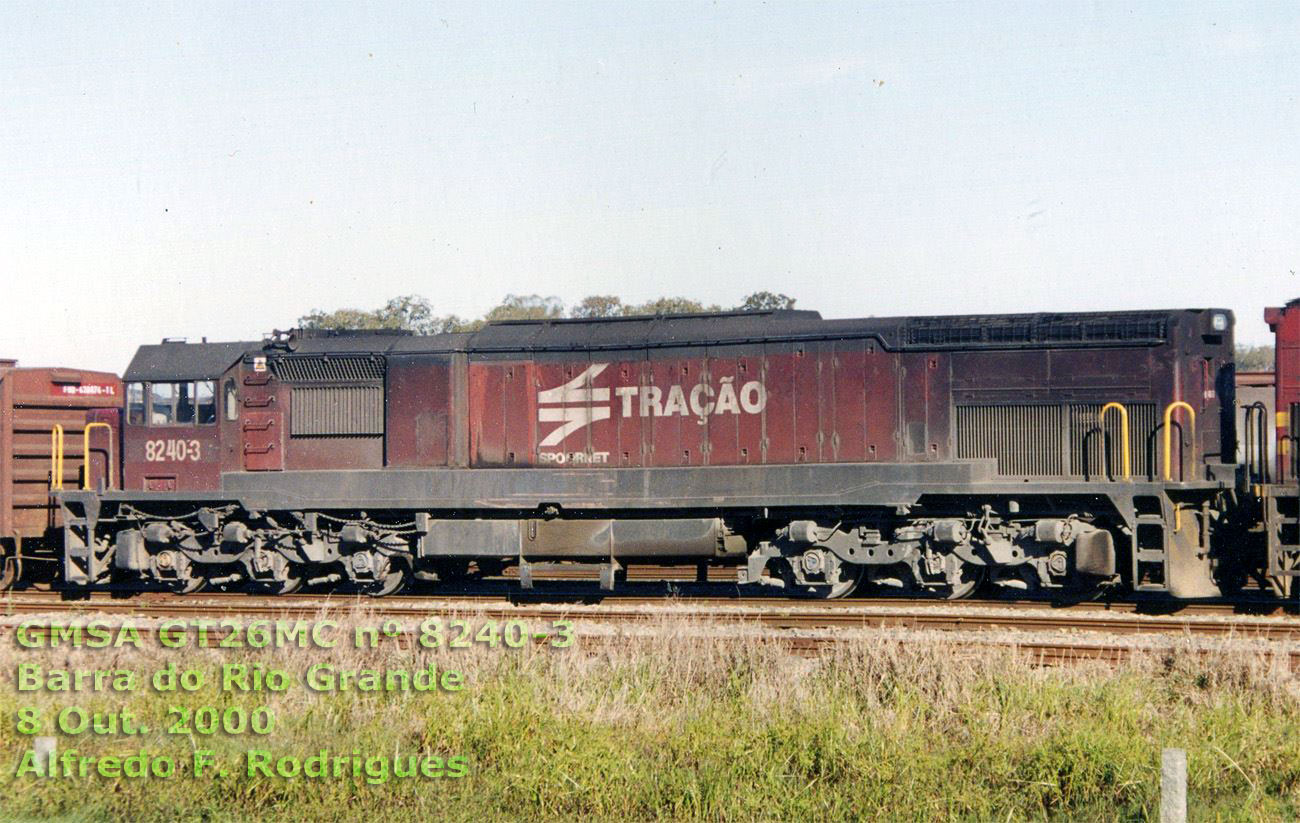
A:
[[1162, 401, 1196, 481], [49, 425, 65, 491], [1099, 402, 1130, 480], [82, 422, 114, 491], [1285, 407, 1300, 480], [1244, 404, 1259, 485], [1243, 402, 1271, 485], [1283, 434, 1300, 482]]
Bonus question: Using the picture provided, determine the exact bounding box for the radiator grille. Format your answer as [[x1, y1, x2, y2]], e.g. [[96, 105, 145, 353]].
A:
[[956, 405, 1063, 476], [1068, 403, 1157, 478], [275, 355, 384, 383], [957, 403, 1159, 478], [291, 386, 384, 436]]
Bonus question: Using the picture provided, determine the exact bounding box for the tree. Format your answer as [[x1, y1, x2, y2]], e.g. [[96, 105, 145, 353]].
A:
[[298, 290, 805, 335], [570, 295, 625, 318], [736, 291, 796, 311], [298, 294, 441, 334], [483, 294, 565, 323], [624, 297, 723, 316], [1236, 344, 1275, 372]]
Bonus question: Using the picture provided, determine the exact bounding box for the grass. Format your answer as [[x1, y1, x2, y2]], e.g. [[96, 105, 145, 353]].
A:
[[1, 610, 1299, 821]]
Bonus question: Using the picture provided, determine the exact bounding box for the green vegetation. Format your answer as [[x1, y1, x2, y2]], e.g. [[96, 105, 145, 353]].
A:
[[2, 617, 1298, 822], [297, 291, 797, 334], [1236, 344, 1275, 372]]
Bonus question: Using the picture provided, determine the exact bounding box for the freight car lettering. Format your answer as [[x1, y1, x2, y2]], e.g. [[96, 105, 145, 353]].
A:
[[615, 378, 766, 420], [537, 451, 611, 464], [57, 383, 117, 397], [145, 439, 201, 462], [536, 364, 768, 447]]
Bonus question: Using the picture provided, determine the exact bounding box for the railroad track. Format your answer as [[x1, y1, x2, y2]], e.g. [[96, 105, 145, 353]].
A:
[[6, 589, 1300, 676], [3, 571, 1290, 614], [3, 589, 1298, 641]]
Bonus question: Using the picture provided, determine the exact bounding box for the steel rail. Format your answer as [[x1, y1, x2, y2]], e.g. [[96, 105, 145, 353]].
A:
[[3, 591, 1299, 640]]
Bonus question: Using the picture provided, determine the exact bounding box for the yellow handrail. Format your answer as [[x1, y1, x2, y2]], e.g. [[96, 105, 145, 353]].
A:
[[82, 422, 114, 491], [1162, 401, 1196, 481], [1099, 402, 1130, 480], [49, 425, 64, 491]]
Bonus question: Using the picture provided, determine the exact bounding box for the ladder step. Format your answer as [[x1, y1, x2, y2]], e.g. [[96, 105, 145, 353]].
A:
[[518, 561, 621, 591]]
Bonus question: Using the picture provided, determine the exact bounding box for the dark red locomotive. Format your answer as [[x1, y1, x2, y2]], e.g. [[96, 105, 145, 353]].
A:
[[49, 305, 1246, 599]]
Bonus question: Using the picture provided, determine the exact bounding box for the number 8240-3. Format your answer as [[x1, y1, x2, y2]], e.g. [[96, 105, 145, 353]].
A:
[[145, 439, 201, 462]]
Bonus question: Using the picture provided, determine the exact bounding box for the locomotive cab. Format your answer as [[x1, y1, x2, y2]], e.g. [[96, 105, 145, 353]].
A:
[[120, 340, 255, 492]]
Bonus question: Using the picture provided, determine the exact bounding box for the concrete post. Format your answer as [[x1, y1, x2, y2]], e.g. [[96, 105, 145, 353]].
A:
[[33, 736, 56, 777], [1161, 747, 1187, 823]]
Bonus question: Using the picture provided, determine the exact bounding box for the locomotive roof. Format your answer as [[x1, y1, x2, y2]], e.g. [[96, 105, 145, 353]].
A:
[[427, 306, 1219, 354], [124, 340, 259, 382], [122, 306, 1232, 374]]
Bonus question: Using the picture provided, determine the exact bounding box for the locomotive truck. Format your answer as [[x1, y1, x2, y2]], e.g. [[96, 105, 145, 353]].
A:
[[4, 301, 1298, 600]]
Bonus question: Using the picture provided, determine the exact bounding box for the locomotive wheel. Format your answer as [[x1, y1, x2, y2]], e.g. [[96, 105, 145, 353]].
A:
[[944, 564, 985, 600], [251, 570, 304, 595], [367, 560, 411, 597], [174, 573, 207, 595], [0, 544, 19, 591], [267, 577, 303, 595], [152, 550, 206, 594], [172, 557, 207, 594], [795, 563, 865, 599], [876, 556, 984, 599]]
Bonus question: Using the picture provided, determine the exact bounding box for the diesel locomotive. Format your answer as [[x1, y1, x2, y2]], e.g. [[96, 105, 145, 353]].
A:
[[4, 301, 1298, 600]]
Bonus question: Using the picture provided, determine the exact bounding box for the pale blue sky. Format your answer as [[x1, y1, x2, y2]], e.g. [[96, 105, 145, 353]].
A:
[[2, 1, 1297, 371]]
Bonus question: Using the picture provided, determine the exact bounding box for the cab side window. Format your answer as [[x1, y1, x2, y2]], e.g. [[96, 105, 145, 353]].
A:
[[142, 381, 218, 426], [224, 379, 238, 422], [197, 381, 217, 424], [150, 383, 176, 424], [127, 383, 146, 425], [175, 382, 196, 424]]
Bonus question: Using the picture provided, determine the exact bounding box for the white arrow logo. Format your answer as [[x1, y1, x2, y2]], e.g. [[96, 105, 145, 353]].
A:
[[537, 364, 610, 447]]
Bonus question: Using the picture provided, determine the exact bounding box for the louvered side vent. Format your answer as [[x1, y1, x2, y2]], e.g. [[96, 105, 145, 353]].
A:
[[275, 355, 384, 383], [956, 405, 1063, 476], [291, 386, 384, 436], [1068, 404, 1158, 479]]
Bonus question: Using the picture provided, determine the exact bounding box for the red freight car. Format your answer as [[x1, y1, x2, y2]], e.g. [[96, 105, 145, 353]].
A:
[[55, 307, 1237, 599], [0, 360, 120, 584], [1259, 301, 1300, 590], [1265, 300, 1300, 480]]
